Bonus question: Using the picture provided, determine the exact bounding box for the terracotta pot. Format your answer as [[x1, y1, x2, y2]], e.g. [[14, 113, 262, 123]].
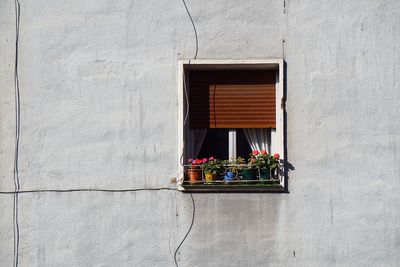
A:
[[187, 169, 202, 183], [205, 172, 217, 183]]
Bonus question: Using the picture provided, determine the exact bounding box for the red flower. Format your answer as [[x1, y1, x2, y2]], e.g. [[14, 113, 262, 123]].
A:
[[196, 159, 203, 164], [273, 153, 280, 159], [261, 149, 267, 155], [252, 150, 259, 155], [209, 156, 215, 161], [202, 158, 208, 163]]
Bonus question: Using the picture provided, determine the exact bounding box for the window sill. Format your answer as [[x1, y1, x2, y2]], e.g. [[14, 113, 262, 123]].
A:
[[180, 181, 285, 193]]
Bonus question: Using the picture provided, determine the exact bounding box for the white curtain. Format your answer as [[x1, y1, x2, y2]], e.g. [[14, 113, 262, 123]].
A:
[[243, 128, 272, 153], [188, 129, 207, 159]]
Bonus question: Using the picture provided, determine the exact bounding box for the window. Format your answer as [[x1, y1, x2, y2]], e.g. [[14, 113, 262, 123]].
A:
[[177, 60, 285, 192]]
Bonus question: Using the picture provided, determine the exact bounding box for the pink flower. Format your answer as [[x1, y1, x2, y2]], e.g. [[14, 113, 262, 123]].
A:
[[202, 158, 208, 163], [261, 149, 267, 155], [188, 158, 193, 163], [209, 156, 215, 161], [252, 150, 259, 155], [273, 153, 280, 159]]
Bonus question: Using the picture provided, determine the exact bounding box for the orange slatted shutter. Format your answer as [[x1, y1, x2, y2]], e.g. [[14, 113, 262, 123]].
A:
[[189, 70, 276, 129]]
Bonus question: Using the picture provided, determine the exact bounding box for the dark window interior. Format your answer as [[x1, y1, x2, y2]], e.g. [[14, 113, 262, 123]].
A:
[[197, 129, 252, 160], [197, 129, 228, 159], [237, 129, 252, 160]]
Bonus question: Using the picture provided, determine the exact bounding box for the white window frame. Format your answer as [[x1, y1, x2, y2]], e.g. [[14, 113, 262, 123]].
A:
[[228, 129, 237, 160], [177, 59, 284, 191]]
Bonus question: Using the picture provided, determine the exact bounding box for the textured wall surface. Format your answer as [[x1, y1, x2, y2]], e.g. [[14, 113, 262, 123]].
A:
[[1, 0, 400, 266]]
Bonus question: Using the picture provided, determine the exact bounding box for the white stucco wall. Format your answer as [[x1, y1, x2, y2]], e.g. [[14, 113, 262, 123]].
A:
[[1, 0, 400, 266]]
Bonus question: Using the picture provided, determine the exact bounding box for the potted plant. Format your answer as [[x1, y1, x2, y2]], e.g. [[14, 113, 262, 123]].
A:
[[203, 157, 222, 183], [223, 159, 239, 182], [251, 150, 270, 181], [237, 156, 258, 180], [186, 158, 204, 183], [269, 153, 281, 179], [250, 150, 282, 181]]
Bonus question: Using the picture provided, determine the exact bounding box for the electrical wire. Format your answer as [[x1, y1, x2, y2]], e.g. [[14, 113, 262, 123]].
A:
[[173, 193, 195, 267], [181, 0, 198, 60], [14, 0, 21, 193], [13, 0, 21, 266], [0, 188, 177, 195]]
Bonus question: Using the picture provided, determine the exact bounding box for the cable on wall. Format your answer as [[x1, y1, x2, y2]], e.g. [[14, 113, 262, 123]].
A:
[[181, 0, 198, 60], [173, 193, 195, 267], [13, 0, 21, 193], [0, 188, 177, 195], [12, 0, 21, 266]]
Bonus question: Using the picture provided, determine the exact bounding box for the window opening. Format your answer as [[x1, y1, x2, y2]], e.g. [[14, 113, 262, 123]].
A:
[[178, 60, 285, 192]]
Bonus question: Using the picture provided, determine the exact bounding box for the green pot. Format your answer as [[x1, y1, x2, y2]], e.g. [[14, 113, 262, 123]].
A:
[[260, 168, 270, 184], [241, 169, 257, 180], [260, 168, 271, 179]]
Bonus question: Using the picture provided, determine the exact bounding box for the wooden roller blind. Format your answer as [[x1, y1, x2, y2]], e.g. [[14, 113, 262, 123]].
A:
[[189, 70, 276, 128]]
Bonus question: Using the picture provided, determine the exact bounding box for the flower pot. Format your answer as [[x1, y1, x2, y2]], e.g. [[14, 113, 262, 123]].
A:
[[205, 172, 217, 183], [241, 169, 257, 180], [260, 168, 271, 179], [224, 171, 236, 182], [260, 168, 270, 184], [187, 169, 202, 183]]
